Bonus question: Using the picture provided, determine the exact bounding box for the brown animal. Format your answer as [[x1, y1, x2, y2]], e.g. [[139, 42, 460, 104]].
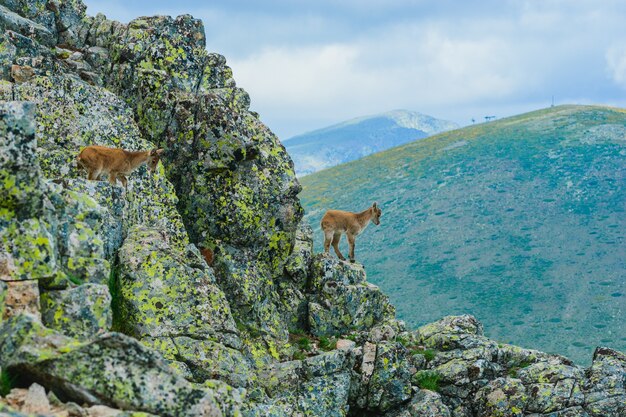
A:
[[321, 202, 382, 263], [76, 145, 164, 188], [200, 248, 214, 266]]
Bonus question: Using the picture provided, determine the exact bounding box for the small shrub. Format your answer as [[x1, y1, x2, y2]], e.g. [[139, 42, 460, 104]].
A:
[[289, 328, 306, 337], [396, 335, 411, 346], [319, 336, 337, 351], [0, 369, 16, 396], [297, 337, 312, 351], [345, 333, 357, 342], [67, 272, 84, 286], [293, 350, 306, 361], [413, 370, 442, 392], [508, 360, 533, 378], [411, 348, 436, 362]]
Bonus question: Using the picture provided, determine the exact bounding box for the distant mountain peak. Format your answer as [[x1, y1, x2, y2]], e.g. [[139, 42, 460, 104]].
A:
[[284, 110, 458, 176]]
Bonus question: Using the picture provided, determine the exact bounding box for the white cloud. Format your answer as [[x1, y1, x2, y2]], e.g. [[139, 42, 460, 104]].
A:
[[230, 26, 534, 137], [82, 0, 626, 137], [606, 44, 626, 89]]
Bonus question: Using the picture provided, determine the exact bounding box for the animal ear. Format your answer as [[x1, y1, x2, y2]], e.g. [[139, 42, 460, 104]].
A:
[[372, 202, 377, 209], [156, 148, 164, 156], [150, 149, 156, 156]]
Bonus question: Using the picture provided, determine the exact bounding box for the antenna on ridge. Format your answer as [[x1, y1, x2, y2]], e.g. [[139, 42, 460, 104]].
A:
[[551, 95, 555, 107]]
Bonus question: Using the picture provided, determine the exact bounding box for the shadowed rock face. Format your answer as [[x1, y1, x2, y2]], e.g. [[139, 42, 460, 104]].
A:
[[0, 2, 625, 417]]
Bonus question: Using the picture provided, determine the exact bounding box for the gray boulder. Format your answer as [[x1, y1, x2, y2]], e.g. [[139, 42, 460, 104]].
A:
[[0, 314, 222, 417]]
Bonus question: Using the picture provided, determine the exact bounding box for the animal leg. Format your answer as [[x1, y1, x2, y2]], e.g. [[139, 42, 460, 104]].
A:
[[347, 233, 357, 263], [323, 230, 333, 254], [118, 175, 128, 190], [108, 173, 117, 186], [332, 232, 346, 261], [87, 169, 99, 181]]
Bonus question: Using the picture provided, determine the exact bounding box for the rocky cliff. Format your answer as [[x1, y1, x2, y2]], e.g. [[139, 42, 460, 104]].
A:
[[0, 2, 624, 417]]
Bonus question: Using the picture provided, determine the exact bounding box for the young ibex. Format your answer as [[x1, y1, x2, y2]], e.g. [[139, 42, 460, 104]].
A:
[[76, 145, 164, 189], [321, 202, 382, 263]]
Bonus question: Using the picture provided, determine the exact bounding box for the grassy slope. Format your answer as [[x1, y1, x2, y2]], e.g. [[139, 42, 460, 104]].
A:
[[299, 105, 626, 364]]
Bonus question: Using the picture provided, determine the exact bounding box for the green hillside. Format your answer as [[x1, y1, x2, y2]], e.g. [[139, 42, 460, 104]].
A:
[[299, 105, 626, 364]]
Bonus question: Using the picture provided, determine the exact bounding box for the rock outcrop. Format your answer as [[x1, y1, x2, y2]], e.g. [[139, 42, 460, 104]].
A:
[[0, 2, 624, 417]]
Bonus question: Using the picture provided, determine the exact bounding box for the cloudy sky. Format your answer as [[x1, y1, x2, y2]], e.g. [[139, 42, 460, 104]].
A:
[[85, 0, 626, 139]]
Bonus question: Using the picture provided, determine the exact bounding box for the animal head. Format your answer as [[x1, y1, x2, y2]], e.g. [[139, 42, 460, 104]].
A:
[[371, 202, 382, 225], [147, 149, 164, 171]]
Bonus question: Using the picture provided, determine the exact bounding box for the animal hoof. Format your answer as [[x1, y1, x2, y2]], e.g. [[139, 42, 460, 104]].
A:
[[349, 259, 355, 263]]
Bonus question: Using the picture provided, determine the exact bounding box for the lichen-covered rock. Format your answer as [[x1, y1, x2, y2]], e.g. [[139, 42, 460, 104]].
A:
[[167, 337, 251, 388], [117, 227, 238, 343], [386, 390, 451, 417], [279, 223, 312, 329], [117, 227, 247, 387], [0, 101, 59, 282], [45, 182, 112, 287], [98, 13, 302, 254], [2, 3, 626, 416], [283, 223, 313, 284], [0, 0, 88, 48], [58, 179, 124, 259], [415, 314, 487, 351], [40, 283, 111, 339], [0, 101, 113, 288], [2, 280, 40, 320], [212, 245, 289, 354], [195, 380, 246, 417], [517, 360, 585, 413], [308, 254, 396, 337], [298, 370, 351, 417], [0, 314, 222, 417], [0, 100, 41, 214], [583, 347, 626, 417], [0, 4, 56, 47], [256, 350, 353, 416], [350, 341, 412, 413], [474, 377, 526, 417]]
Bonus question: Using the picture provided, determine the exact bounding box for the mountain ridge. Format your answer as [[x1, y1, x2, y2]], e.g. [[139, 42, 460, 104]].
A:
[[284, 109, 458, 176]]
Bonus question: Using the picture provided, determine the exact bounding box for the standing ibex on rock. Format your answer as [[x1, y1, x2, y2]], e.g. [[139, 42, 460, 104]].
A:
[[321, 202, 382, 263], [77, 145, 164, 189]]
